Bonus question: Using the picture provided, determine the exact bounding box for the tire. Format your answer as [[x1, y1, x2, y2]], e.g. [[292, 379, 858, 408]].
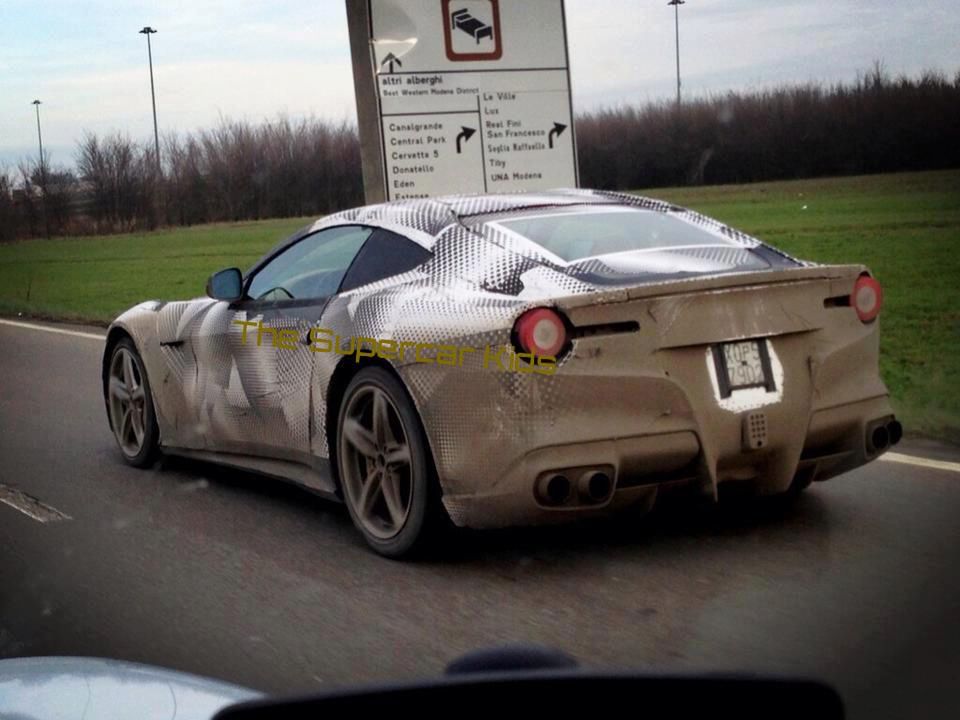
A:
[[105, 338, 160, 468], [336, 366, 441, 558]]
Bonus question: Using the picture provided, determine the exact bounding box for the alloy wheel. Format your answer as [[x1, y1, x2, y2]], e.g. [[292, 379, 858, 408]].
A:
[[339, 385, 414, 540], [108, 347, 148, 458]]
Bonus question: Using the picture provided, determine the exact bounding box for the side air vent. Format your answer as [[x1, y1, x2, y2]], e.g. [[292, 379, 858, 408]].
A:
[[570, 320, 640, 339], [823, 295, 851, 308]]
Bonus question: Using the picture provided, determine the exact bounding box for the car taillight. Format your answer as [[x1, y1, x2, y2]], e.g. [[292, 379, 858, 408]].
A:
[[514, 307, 567, 357], [852, 274, 883, 323]]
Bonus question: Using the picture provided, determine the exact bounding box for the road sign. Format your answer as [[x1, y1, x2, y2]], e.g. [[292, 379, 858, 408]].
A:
[[346, 0, 579, 203]]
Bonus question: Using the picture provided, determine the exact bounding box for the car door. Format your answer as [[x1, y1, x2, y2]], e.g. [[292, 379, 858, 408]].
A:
[[192, 224, 374, 463], [307, 228, 434, 458]]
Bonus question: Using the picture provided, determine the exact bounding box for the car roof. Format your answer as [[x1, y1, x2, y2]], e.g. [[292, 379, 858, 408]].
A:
[[437, 189, 679, 221], [320, 188, 682, 239], [261, 188, 803, 285]]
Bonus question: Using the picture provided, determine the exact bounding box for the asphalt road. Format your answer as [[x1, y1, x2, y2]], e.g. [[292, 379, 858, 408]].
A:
[[2, 319, 959, 719]]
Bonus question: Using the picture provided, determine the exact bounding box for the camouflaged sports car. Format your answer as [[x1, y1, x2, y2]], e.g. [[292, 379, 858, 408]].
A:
[[102, 189, 901, 557]]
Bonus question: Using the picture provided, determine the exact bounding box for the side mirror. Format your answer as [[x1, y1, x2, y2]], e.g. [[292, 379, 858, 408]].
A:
[[206, 268, 244, 301]]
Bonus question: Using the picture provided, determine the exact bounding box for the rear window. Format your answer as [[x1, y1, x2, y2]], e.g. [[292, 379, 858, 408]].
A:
[[492, 208, 742, 262]]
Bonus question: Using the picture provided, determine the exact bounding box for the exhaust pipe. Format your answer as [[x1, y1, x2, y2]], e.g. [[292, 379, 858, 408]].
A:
[[887, 420, 903, 446], [537, 474, 572, 506], [578, 470, 613, 504], [869, 425, 890, 453]]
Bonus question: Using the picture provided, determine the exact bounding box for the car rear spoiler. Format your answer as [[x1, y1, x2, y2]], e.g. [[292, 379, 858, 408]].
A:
[[554, 264, 868, 313]]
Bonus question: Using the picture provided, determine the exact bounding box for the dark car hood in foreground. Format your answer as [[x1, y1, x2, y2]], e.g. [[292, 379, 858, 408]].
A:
[[0, 657, 261, 720]]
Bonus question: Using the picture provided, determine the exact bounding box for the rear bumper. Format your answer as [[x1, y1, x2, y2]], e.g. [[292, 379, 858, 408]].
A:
[[799, 396, 900, 482], [439, 395, 897, 529]]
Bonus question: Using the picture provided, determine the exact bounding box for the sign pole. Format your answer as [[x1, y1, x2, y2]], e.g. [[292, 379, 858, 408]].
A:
[[346, 0, 387, 203]]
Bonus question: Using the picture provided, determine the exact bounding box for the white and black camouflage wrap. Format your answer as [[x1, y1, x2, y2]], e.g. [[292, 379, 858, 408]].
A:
[[105, 189, 890, 529]]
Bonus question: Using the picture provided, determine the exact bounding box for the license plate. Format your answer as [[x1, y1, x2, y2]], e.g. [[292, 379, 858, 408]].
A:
[[712, 340, 775, 397]]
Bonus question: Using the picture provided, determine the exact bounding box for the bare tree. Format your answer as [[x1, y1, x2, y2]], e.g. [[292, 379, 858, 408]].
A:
[[0, 166, 18, 242]]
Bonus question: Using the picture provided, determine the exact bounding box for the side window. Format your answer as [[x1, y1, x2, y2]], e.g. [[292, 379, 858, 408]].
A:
[[246, 225, 373, 301], [338, 229, 433, 293]]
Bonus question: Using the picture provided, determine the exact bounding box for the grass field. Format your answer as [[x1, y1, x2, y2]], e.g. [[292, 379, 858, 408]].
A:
[[1, 170, 957, 439]]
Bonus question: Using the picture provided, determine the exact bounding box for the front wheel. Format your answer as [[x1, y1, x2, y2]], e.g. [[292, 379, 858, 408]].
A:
[[336, 367, 440, 558], [106, 338, 159, 468]]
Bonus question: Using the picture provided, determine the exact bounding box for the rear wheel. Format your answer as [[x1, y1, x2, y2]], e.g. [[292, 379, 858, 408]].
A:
[[336, 367, 440, 558], [106, 338, 159, 468]]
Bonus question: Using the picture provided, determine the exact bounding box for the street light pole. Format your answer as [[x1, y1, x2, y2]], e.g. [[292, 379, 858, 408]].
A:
[[139, 26, 161, 174], [667, 0, 685, 105], [31, 99, 50, 239]]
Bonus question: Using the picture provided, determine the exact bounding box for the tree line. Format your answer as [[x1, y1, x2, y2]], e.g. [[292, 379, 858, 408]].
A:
[[0, 116, 363, 241], [2, 64, 958, 242], [577, 64, 960, 189]]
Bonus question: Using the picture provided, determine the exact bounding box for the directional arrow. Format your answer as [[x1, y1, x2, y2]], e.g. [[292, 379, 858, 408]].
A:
[[548, 122, 567, 149], [381, 52, 402, 73], [456, 126, 476, 154]]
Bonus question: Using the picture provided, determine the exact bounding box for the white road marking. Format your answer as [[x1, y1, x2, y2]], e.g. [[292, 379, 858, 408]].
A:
[[0, 484, 72, 523], [0, 318, 105, 341], [880, 452, 960, 474]]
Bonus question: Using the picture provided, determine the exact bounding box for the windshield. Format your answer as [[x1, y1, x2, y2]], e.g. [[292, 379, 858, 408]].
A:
[[492, 208, 744, 263]]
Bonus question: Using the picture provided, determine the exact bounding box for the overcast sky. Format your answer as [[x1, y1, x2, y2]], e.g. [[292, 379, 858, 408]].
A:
[[1, 0, 957, 169]]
